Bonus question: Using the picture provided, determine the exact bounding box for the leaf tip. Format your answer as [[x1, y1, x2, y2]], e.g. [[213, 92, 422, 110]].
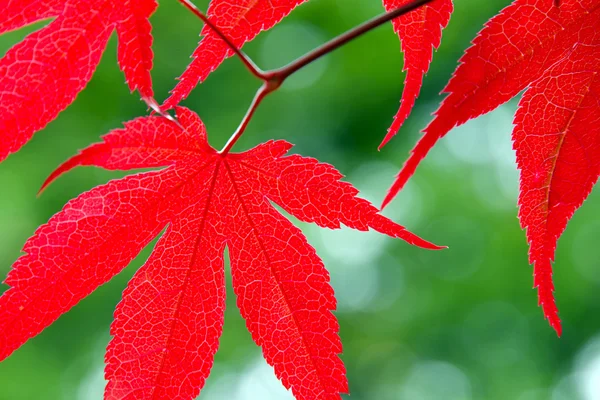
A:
[[378, 134, 394, 151], [423, 242, 447, 251], [380, 185, 398, 210], [38, 168, 65, 195], [543, 301, 562, 337], [534, 260, 562, 336], [39, 150, 93, 193], [400, 230, 445, 250], [551, 318, 563, 337]]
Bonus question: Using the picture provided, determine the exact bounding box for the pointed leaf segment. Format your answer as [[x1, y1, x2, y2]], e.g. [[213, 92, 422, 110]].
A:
[[383, 0, 600, 335], [163, 0, 308, 109], [0, 0, 158, 163], [0, 1, 443, 398], [379, 0, 453, 149], [1, 108, 441, 399]]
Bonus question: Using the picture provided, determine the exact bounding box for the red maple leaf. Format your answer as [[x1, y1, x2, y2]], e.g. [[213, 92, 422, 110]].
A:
[[0, 107, 440, 399], [0, 0, 157, 163], [382, 0, 600, 335], [379, 0, 453, 149], [163, 0, 308, 109]]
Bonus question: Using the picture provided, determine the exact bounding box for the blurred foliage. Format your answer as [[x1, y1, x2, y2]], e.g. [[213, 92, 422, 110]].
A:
[[2, 0, 600, 399]]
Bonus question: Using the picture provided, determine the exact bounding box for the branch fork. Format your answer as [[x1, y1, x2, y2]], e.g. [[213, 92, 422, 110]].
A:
[[176, 0, 436, 154]]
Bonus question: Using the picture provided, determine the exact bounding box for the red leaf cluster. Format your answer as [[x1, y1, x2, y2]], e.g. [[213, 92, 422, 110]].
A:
[[383, 0, 600, 335], [1, 0, 599, 397]]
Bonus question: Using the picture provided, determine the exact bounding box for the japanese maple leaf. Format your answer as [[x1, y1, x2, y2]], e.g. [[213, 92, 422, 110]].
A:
[[382, 0, 600, 335], [163, 0, 308, 109], [379, 0, 453, 149], [0, 0, 157, 163], [0, 107, 440, 399]]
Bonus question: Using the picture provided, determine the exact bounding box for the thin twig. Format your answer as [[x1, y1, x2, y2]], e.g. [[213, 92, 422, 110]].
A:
[[271, 0, 436, 82], [176, 0, 266, 80], [144, 96, 183, 129]]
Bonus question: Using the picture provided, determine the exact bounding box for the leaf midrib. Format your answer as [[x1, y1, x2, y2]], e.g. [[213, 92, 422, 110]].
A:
[[147, 160, 222, 400], [539, 72, 596, 253], [224, 159, 330, 397]]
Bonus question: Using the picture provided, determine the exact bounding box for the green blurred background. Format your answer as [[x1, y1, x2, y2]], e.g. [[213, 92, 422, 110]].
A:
[[2, 0, 600, 399]]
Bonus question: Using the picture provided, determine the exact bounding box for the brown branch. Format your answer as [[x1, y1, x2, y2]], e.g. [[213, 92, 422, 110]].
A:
[[269, 0, 436, 84], [176, 0, 265, 80]]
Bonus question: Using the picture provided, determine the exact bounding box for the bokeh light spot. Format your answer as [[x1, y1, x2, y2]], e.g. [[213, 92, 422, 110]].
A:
[[400, 360, 472, 400], [260, 22, 328, 91]]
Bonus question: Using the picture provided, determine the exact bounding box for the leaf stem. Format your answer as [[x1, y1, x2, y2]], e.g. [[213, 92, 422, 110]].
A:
[[218, 83, 270, 155], [177, 0, 436, 154], [144, 96, 183, 129]]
